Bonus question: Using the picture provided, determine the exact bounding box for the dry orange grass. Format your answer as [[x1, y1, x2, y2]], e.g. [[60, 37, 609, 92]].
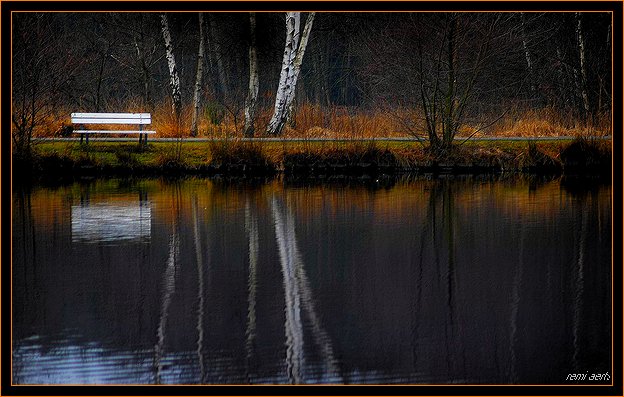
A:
[[28, 105, 72, 137], [286, 103, 414, 139], [30, 98, 611, 140], [481, 106, 612, 138]]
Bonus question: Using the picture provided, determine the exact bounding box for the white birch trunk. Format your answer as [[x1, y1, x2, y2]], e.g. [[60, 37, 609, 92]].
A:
[[266, 12, 298, 137], [160, 14, 182, 120], [244, 13, 259, 138], [576, 12, 590, 118], [191, 13, 205, 137], [266, 12, 315, 136]]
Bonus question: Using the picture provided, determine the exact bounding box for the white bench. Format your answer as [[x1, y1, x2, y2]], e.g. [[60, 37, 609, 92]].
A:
[[71, 112, 156, 145]]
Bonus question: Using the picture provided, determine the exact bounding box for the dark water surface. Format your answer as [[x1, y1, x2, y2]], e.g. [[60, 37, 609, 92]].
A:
[[12, 175, 612, 385]]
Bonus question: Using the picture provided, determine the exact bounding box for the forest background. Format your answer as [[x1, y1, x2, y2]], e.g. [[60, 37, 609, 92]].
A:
[[11, 10, 612, 157]]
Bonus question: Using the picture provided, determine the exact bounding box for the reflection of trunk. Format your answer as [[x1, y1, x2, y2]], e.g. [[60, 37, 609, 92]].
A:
[[154, 228, 179, 384], [509, 225, 525, 383], [411, 184, 433, 367], [572, 200, 588, 372], [425, 181, 461, 378], [160, 14, 182, 121], [191, 196, 205, 382], [244, 13, 259, 138], [443, 183, 460, 378], [271, 196, 339, 383], [18, 189, 38, 287], [272, 197, 304, 383], [244, 200, 259, 380], [191, 13, 205, 137]]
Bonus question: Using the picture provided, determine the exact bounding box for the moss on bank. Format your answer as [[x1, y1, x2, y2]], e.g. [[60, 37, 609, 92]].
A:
[[12, 138, 611, 182]]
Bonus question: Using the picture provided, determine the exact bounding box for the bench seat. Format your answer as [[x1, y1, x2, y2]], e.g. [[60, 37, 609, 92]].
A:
[[71, 112, 155, 145]]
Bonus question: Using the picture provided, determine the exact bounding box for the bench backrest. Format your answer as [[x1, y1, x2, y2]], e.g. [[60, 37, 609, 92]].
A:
[[71, 113, 151, 125]]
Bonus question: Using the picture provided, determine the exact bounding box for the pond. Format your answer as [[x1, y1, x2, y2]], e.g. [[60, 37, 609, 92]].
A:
[[12, 175, 612, 385]]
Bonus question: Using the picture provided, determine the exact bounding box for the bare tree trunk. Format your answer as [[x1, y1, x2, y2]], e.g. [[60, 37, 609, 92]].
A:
[[244, 13, 259, 138], [312, 39, 331, 107], [266, 12, 316, 136], [520, 13, 537, 98], [601, 22, 611, 116], [134, 38, 152, 110], [576, 12, 591, 120], [556, 46, 576, 113], [191, 13, 205, 137], [94, 43, 110, 113], [206, 14, 229, 103], [160, 14, 182, 121], [442, 16, 457, 149]]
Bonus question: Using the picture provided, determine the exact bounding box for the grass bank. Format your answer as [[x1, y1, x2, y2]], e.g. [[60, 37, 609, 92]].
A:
[[13, 137, 611, 182]]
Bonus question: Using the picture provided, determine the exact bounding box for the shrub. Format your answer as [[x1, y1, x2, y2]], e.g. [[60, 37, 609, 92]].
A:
[[209, 140, 264, 164], [560, 137, 611, 172]]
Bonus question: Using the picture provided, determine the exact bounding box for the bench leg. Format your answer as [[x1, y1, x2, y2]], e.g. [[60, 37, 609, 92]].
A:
[[80, 134, 83, 144]]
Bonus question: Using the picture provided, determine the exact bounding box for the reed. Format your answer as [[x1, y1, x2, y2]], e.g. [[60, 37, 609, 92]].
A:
[[29, 98, 611, 141]]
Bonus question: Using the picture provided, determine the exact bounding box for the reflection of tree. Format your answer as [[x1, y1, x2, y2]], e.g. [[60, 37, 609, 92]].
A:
[[509, 224, 525, 383], [244, 199, 259, 381], [572, 198, 588, 373], [271, 196, 339, 384], [154, 227, 179, 384], [16, 188, 38, 291], [413, 180, 462, 379], [154, 183, 182, 384], [191, 194, 207, 383]]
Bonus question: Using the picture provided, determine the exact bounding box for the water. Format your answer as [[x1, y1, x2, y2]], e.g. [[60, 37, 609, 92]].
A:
[[12, 175, 612, 385]]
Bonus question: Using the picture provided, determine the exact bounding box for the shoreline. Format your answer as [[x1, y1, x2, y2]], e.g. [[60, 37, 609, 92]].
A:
[[12, 137, 612, 183]]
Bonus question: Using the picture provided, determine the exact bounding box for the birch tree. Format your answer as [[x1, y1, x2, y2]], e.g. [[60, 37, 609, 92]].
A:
[[160, 13, 182, 121], [191, 13, 205, 137], [266, 12, 316, 136], [575, 12, 591, 120], [244, 12, 259, 138]]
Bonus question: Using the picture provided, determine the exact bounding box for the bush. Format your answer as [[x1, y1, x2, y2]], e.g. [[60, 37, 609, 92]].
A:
[[205, 101, 225, 125], [560, 137, 611, 172], [208, 140, 276, 173]]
